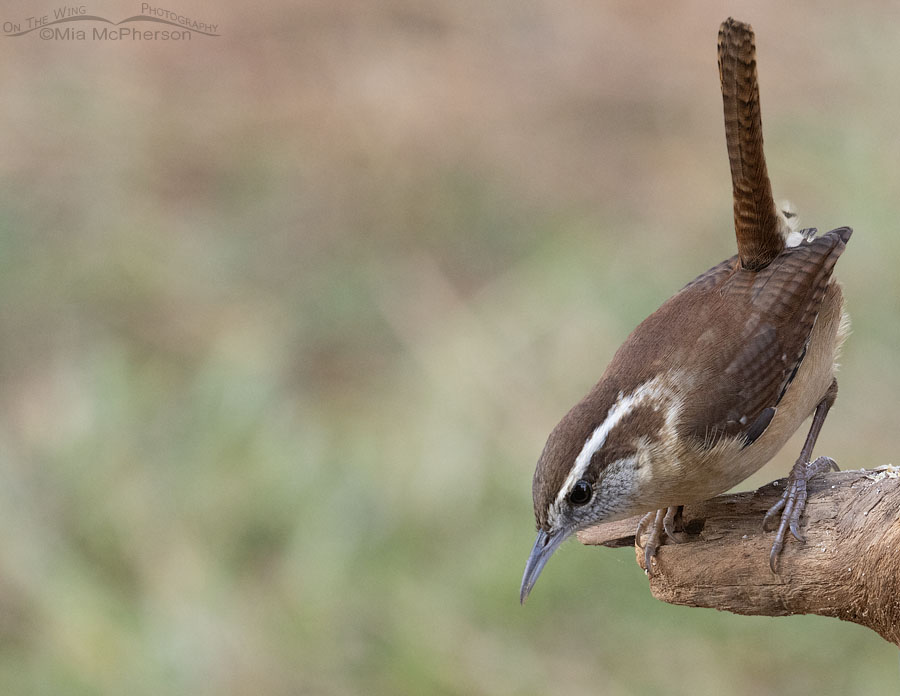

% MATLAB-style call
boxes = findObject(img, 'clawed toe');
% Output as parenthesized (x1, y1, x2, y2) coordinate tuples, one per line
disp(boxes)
(635, 506, 683, 575)
(765, 456, 836, 572)
(663, 506, 683, 543)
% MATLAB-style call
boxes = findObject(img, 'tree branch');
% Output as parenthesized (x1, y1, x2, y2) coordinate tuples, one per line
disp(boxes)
(577, 468, 900, 645)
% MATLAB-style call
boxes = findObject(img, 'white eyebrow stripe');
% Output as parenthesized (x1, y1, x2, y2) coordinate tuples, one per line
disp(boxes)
(551, 373, 675, 514)
(553, 390, 640, 510)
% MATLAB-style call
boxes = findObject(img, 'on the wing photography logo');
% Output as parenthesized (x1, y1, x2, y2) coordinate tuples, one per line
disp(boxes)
(3, 4, 219, 41)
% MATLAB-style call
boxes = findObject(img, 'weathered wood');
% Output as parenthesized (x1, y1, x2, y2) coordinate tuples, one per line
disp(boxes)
(577, 467, 900, 645)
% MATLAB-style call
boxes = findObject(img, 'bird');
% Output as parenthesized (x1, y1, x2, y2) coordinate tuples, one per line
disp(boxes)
(520, 17, 851, 604)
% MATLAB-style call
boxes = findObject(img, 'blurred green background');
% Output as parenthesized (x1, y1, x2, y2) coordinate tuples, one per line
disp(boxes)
(1, 1, 898, 694)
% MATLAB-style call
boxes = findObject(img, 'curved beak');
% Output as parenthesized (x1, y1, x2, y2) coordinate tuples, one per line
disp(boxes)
(519, 525, 574, 604)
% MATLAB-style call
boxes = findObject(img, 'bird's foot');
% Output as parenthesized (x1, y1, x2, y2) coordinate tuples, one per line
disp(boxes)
(763, 455, 838, 572)
(635, 505, 683, 575)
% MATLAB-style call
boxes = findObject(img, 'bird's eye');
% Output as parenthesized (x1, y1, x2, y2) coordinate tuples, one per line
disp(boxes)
(568, 479, 592, 506)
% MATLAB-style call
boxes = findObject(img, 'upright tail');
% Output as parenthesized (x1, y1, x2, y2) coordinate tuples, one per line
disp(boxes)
(718, 18, 784, 270)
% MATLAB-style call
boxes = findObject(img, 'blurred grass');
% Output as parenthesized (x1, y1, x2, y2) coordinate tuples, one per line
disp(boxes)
(0, 1, 898, 694)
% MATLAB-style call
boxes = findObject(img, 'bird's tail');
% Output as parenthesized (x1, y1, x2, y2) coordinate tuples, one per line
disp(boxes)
(718, 18, 786, 270)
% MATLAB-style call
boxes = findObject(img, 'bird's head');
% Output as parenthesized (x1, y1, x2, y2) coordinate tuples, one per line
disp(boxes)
(520, 374, 681, 602)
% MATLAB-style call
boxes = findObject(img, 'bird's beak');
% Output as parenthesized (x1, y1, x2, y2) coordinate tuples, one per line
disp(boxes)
(519, 525, 574, 604)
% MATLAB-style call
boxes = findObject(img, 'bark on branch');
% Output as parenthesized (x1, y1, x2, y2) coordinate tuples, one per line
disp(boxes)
(577, 468, 900, 645)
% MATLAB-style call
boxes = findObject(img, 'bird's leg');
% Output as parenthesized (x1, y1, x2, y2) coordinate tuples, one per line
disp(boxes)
(635, 505, 683, 574)
(764, 379, 839, 572)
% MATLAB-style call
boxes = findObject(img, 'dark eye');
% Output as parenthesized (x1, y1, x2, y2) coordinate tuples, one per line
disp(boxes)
(568, 479, 592, 506)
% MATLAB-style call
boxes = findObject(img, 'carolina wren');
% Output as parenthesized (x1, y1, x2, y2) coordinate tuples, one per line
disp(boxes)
(520, 18, 851, 602)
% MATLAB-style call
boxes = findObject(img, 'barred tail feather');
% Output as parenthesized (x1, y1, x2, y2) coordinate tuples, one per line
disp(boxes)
(718, 18, 785, 270)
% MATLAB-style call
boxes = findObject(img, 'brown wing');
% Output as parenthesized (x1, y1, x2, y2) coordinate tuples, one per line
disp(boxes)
(682, 226, 851, 447)
(718, 18, 783, 271)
